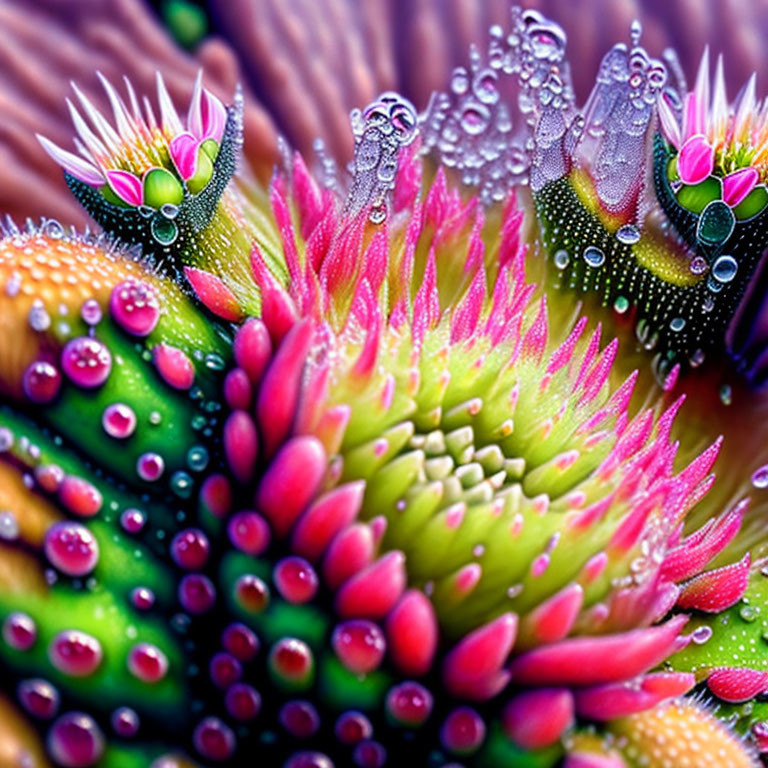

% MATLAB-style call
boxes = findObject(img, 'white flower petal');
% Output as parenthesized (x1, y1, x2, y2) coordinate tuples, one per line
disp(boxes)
(36, 134, 105, 186)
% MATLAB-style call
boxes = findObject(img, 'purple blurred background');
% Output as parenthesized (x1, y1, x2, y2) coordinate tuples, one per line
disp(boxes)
(1, 0, 766, 226)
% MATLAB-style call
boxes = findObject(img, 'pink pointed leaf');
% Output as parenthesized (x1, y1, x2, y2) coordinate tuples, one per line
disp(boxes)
(386, 590, 438, 676)
(501, 688, 574, 749)
(722, 167, 759, 208)
(37, 134, 106, 186)
(443, 613, 517, 700)
(169, 132, 199, 181)
(106, 169, 143, 206)
(509, 616, 688, 686)
(708, 667, 768, 703)
(183, 267, 243, 322)
(677, 135, 715, 185)
(200, 89, 227, 142)
(573, 672, 694, 720)
(676, 553, 751, 612)
(335, 551, 407, 620)
(291, 481, 365, 562)
(564, 753, 627, 768)
(257, 435, 327, 538)
(519, 584, 583, 647)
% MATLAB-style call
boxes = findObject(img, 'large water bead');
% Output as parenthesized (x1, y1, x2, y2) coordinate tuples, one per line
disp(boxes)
(353, 739, 387, 768)
(192, 716, 235, 762)
(233, 573, 270, 614)
(170, 528, 211, 570)
(336, 711, 374, 744)
(269, 637, 314, 689)
(44, 521, 99, 577)
(101, 403, 137, 439)
(60, 337, 112, 388)
(127, 642, 169, 683)
(48, 711, 105, 768)
(221, 622, 260, 661)
(225, 682, 261, 721)
(274, 556, 319, 604)
(58, 476, 103, 518)
(18, 678, 60, 720)
(136, 451, 165, 482)
(120, 508, 147, 533)
(2, 611, 37, 650)
(331, 620, 386, 675)
(23, 360, 61, 403)
(227, 510, 271, 556)
(35, 464, 65, 493)
(209, 651, 242, 689)
(111, 706, 140, 737)
(385, 681, 434, 727)
(178, 573, 217, 614)
(440, 707, 486, 755)
(280, 700, 321, 738)
(130, 586, 156, 611)
(109, 278, 160, 337)
(49, 630, 103, 677)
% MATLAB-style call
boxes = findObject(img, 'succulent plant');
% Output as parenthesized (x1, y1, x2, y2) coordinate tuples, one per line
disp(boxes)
(2, 6, 768, 768)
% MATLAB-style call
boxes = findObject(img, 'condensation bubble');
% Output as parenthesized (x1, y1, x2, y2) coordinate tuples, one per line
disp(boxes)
(616, 224, 641, 244)
(583, 246, 605, 267)
(553, 249, 570, 269)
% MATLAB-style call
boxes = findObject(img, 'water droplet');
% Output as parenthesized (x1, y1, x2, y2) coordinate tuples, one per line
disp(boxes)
(553, 249, 570, 269)
(61, 337, 112, 388)
(187, 445, 209, 472)
(613, 296, 629, 313)
(80, 299, 102, 326)
(740, 605, 758, 623)
(473, 69, 499, 105)
(712, 254, 738, 284)
(42, 219, 65, 239)
(460, 102, 491, 135)
(669, 317, 686, 332)
(691, 626, 712, 645)
(137, 452, 165, 482)
(450, 68, 470, 95)
(171, 471, 193, 499)
(102, 403, 137, 439)
(0, 510, 19, 540)
(204, 353, 226, 371)
(109, 279, 160, 337)
(690, 256, 708, 275)
(28, 300, 51, 332)
(583, 246, 605, 267)
(752, 464, 768, 489)
(369, 204, 387, 225)
(616, 224, 641, 244)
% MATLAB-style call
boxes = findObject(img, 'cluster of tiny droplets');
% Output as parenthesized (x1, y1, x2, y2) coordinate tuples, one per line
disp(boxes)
(346, 92, 419, 223)
(420, 6, 575, 204)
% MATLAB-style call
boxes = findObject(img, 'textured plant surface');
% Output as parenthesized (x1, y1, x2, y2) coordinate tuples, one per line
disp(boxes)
(2, 5, 768, 768)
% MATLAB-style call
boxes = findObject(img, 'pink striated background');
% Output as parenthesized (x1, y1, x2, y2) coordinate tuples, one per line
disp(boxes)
(1, 0, 766, 226)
